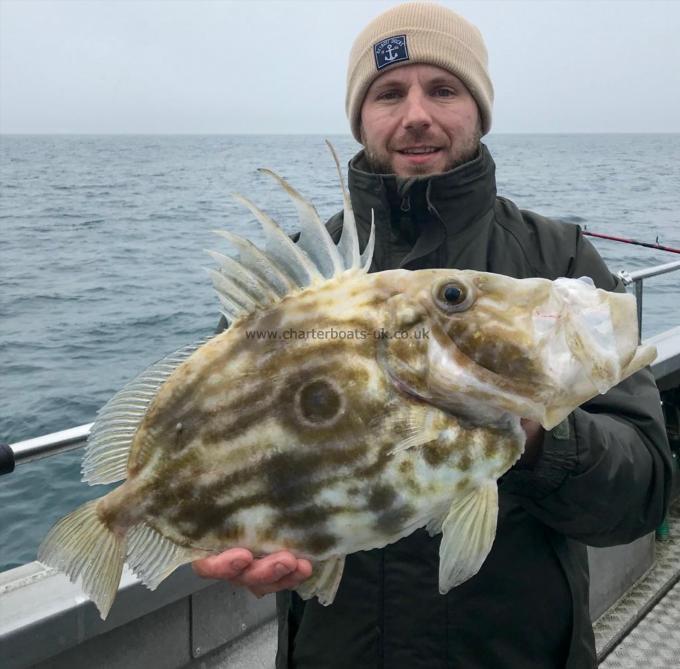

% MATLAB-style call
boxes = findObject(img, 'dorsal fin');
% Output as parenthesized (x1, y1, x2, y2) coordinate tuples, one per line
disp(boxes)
(206, 250, 279, 306)
(258, 167, 344, 279)
(82, 337, 213, 485)
(212, 229, 297, 297)
(325, 140, 361, 270)
(361, 210, 376, 272)
(210, 142, 375, 321)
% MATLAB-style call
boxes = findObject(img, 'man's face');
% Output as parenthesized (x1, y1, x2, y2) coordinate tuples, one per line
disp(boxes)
(359, 64, 481, 177)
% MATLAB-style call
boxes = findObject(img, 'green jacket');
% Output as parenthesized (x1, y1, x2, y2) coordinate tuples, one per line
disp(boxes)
(276, 145, 672, 669)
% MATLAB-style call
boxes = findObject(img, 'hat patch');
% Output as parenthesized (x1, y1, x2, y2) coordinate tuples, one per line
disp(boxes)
(374, 35, 409, 71)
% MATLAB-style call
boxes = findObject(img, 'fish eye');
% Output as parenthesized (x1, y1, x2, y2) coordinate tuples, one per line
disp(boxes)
(434, 280, 474, 313)
(443, 285, 463, 303)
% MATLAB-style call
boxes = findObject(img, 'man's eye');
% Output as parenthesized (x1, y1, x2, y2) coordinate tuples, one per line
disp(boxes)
(433, 88, 456, 98)
(377, 90, 401, 101)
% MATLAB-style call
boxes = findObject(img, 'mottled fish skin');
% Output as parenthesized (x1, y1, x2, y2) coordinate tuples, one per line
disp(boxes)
(97, 269, 523, 560)
(97, 266, 646, 560)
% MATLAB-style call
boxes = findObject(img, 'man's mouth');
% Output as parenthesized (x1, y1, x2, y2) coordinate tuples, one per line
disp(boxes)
(398, 146, 440, 155)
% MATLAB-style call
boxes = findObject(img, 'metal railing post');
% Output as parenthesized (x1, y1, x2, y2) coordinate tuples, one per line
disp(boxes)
(618, 260, 680, 343)
(635, 278, 644, 343)
(1, 423, 93, 475)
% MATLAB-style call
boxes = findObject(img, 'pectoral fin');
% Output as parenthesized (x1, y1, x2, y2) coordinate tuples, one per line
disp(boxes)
(295, 556, 346, 606)
(438, 481, 498, 593)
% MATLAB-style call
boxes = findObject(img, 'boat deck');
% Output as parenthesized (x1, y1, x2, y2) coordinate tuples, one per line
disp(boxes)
(595, 496, 680, 667)
(600, 580, 680, 668)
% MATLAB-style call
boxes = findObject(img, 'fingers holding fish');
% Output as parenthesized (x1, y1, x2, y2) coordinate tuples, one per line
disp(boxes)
(192, 547, 254, 579)
(245, 557, 315, 598)
(192, 548, 313, 597)
(233, 552, 313, 597)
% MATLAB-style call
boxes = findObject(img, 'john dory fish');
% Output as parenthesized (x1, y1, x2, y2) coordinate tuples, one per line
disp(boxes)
(38, 145, 656, 619)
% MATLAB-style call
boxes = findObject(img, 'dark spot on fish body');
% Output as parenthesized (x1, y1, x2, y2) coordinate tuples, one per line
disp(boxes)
(297, 379, 342, 423)
(374, 504, 415, 536)
(354, 441, 395, 480)
(456, 477, 471, 492)
(278, 504, 342, 529)
(403, 477, 420, 495)
(398, 459, 414, 475)
(257, 526, 279, 544)
(217, 519, 245, 543)
(305, 532, 339, 554)
(367, 484, 397, 512)
(279, 372, 383, 447)
(262, 451, 312, 509)
(483, 434, 501, 460)
(421, 440, 450, 467)
(169, 490, 233, 542)
(261, 444, 370, 507)
(458, 454, 472, 471)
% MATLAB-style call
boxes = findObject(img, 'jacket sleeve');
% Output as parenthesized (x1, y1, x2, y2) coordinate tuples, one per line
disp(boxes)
(500, 229, 673, 546)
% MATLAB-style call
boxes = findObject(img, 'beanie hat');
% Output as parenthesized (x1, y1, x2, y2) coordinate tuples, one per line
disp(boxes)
(346, 2, 494, 141)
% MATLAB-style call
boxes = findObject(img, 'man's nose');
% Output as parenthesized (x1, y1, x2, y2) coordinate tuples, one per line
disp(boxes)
(401, 90, 432, 131)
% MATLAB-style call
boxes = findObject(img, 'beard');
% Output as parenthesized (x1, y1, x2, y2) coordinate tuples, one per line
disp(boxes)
(361, 123, 482, 176)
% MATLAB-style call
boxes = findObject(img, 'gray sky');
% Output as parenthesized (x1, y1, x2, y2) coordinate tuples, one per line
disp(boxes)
(1, 0, 679, 134)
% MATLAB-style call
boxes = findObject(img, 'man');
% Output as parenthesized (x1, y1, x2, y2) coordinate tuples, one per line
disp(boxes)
(194, 3, 672, 667)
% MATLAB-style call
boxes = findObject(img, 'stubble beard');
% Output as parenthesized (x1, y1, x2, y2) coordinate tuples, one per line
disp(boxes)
(361, 126, 482, 176)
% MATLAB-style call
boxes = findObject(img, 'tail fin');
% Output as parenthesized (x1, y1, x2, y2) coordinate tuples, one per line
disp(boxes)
(38, 499, 126, 620)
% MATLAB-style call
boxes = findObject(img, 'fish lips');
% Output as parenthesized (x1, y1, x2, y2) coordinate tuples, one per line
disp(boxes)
(543, 280, 656, 393)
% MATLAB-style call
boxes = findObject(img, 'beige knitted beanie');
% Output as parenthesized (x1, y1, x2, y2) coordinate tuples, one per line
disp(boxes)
(346, 2, 493, 141)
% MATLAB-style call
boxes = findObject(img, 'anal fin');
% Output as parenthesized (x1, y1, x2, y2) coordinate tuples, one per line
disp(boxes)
(295, 556, 346, 606)
(439, 481, 498, 593)
(126, 523, 210, 590)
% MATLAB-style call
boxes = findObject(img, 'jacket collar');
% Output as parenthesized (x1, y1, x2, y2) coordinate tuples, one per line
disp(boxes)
(347, 143, 497, 250)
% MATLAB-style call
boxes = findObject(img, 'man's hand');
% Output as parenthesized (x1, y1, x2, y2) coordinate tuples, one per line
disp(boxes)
(192, 548, 313, 598)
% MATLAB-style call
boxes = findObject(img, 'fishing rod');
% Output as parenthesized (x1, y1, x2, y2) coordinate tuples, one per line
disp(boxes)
(583, 229, 680, 255)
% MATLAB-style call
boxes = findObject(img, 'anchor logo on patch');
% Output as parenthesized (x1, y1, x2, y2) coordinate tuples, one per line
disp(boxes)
(374, 35, 409, 71)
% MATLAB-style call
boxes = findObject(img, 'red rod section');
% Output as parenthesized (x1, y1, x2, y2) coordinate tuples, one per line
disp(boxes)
(583, 231, 680, 255)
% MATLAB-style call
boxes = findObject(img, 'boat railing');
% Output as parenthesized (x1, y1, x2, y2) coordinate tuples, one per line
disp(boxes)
(1, 423, 93, 474)
(618, 259, 680, 340)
